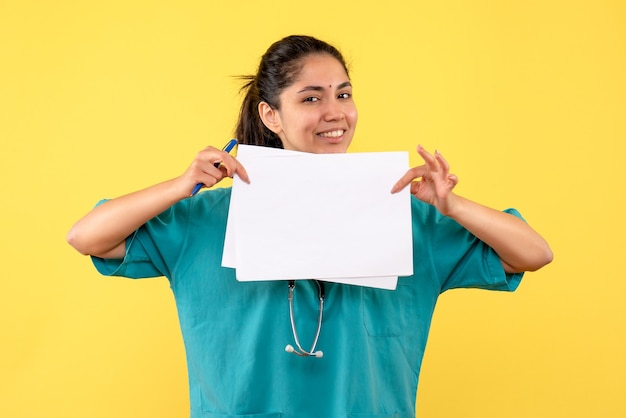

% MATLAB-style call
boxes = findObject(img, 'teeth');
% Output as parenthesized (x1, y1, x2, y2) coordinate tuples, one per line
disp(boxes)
(319, 130, 344, 138)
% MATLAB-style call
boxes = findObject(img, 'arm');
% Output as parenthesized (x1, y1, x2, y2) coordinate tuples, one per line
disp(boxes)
(66, 145, 249, 259)
(392, 145, 553, 273)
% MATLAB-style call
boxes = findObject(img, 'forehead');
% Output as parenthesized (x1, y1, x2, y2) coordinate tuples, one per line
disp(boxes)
(291, 54, 350, 87)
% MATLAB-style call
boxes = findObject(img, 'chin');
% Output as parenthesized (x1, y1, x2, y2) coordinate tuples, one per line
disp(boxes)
(285, 139, 351, 154)
(322, 146, 349, 154)
(316, 139, 352, 154)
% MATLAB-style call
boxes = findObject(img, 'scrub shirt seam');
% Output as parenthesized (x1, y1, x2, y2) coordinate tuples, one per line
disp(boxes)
(169, 196, 193, 289)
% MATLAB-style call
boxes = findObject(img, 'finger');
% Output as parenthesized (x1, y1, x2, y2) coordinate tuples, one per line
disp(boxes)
(410, 181, 421, 195)
(416, 145, 439, 172)
(434, 150, 449, 171)
(195, 146, 226, 168)
(224, 158, 250, 183)
(447, 174, 459, 188)
(209, 149, 233, 169)
(219, 155, 250, 184)
(391, 165, 426, 193)
(190, 167, 224, 194)
(200, 164, 227, 186)
(234, 159, 250, 183)
(196, 146, 234, 175)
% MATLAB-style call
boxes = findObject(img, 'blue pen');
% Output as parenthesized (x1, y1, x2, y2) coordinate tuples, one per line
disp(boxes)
(190, 138, 239, 196)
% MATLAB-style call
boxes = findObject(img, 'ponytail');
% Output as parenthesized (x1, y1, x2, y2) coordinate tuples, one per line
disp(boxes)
(235, 76, 283, 148)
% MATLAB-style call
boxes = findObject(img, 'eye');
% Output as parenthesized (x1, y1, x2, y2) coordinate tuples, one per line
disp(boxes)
(304, 96, 320, 103)
(338, 92, 351, 99)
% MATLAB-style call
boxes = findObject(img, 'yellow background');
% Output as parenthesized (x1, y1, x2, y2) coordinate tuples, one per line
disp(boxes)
(1, 0, 624, 417)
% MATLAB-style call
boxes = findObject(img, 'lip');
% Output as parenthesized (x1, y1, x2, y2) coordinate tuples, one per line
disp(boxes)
(316, 129, 346, 144)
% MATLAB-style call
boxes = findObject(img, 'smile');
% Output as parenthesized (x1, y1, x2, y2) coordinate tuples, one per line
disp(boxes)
(318, 130, 345, 138)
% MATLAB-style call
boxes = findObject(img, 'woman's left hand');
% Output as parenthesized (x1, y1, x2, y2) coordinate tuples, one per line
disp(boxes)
(392, 145, 553, 273)
(391, 145, 459, 216)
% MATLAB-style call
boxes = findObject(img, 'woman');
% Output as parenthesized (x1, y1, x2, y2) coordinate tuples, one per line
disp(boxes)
(67, 35, 552, 418)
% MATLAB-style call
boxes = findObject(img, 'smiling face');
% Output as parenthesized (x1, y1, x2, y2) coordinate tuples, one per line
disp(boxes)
(258, 53, 358, 154)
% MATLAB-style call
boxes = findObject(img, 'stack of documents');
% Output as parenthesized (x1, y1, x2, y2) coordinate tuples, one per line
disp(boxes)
(222, 145, 413, 290)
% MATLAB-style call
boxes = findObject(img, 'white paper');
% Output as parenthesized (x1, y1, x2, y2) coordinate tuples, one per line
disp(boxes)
(223, 145, 413, 290)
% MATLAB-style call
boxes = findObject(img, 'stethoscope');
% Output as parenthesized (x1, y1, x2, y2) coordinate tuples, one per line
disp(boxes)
(285, 280, 325, 358)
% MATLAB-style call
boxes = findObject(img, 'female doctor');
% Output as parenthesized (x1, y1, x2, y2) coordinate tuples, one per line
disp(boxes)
(67, 35, 553, 418)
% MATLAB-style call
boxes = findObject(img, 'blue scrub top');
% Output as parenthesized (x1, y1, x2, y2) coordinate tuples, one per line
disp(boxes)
(93, 187, 523, 418)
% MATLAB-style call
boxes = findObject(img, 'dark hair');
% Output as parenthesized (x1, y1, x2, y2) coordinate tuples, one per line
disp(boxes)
(235, 35, 349, 148)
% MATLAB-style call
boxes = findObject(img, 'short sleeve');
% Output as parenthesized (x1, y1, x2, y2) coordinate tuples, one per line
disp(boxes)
(411, 197, 525, 294)
(91, 230, 164, 278)
(89, 187, 232, 281)
(440, 207, 524, 293)
(90, 197, 193, 279)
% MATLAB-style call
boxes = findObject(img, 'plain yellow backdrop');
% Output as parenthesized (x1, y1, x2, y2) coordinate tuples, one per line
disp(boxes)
(1, 0, 625, 417)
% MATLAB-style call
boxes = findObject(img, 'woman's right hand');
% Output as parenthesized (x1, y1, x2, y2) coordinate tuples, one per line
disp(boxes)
(67, 145, 249, 259)
(175, 145, 250, 198)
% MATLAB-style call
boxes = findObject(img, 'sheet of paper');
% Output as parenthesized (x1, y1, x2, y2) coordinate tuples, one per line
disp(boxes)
(223, 147, 402, 289)
(223, 145, 413, 290)
(222, 146, 302, 268)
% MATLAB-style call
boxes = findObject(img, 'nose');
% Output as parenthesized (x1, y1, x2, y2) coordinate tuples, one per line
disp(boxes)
(323, 98, 345, 122)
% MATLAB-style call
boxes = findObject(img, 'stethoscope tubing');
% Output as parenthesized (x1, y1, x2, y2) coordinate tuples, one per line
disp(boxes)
(286, 280, 325, 358)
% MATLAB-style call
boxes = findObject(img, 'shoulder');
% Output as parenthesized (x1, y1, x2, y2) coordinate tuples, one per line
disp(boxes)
(184, 186, 232, 225)
(196, 186, 231, 207)
(194, 186, 232, 206)
(145, 187, 231, 229)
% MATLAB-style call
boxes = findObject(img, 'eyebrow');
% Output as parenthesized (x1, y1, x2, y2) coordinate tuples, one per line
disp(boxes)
(296, 81, 352, 94)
